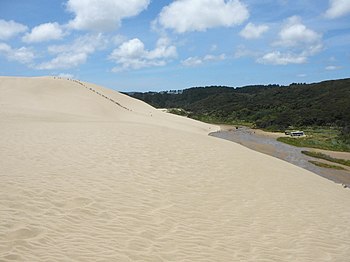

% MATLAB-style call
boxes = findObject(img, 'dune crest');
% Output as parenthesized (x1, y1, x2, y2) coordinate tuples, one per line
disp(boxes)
(0, 76, 349, 261)
(0, 76, 216, 135)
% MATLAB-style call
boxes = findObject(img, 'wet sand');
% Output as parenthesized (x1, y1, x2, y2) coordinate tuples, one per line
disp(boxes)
(211, 126, 350, 187)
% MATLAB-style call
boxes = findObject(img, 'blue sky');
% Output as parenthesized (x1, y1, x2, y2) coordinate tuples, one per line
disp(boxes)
(0, 0, 349, 92)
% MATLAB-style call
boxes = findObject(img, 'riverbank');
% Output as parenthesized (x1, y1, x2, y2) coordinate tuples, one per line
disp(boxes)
(210, 126, 350, 187)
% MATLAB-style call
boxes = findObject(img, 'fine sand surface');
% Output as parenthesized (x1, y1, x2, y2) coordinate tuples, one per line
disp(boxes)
(1, 77, 350, 261)
(211, 126, 350, 186)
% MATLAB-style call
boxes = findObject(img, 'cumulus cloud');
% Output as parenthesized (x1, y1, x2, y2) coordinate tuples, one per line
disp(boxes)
(109, 37, 177, 71)
(257, 51, 307, 65)
(258, 16, 323, 65)
(36, 34, 106, 70)
(0, 43, 35, 64)
(36, 53, 87, 70)
(325, 0, 350, 19)
(22, 22, 64, 43)
(240, 22, 269, 39)
(112, 34, 127, 45)
(66, 0, 150, 31)
(0, 20, 27, 40)
(156, 0, 249, 33)
(275, 16, 321, 47)
(48, 34, 107, 55)
(182, 54, 226, 67)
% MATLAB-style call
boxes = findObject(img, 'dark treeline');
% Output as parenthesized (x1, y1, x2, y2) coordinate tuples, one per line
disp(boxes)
(125, 78, 350, 138)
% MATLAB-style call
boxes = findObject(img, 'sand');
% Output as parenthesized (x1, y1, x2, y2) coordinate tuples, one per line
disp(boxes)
(1, 76, 350, 261)
(212, 126, 350, 186)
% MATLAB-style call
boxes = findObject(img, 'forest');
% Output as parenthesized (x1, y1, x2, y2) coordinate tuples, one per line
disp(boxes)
(125, 78, 350, 143)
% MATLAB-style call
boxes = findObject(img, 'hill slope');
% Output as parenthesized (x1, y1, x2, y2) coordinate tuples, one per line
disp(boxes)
(127, 78, 350, 130)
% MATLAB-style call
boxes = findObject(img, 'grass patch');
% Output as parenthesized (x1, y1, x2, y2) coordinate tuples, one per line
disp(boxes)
(301, 151, 350, 167)
(308, 160, 346, 170)
(277, 127, 350, 152)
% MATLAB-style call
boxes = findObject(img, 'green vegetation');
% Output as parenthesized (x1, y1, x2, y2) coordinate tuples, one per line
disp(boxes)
(277, 127, 350, 152)
(126, 78, 350, 151)
(190, 114, 255, 127)
(308, 160, 346, 170)
(167, 108, 189, 117)
(302, 151, 350, 167)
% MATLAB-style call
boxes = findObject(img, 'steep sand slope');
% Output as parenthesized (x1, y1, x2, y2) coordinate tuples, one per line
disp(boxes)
(0, 76, 216, 135)
(0, 77, 349, 261)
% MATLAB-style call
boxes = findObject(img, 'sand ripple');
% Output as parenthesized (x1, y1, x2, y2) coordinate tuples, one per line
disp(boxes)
(1, 122, 350, 261)
(1, 77, 350, 261)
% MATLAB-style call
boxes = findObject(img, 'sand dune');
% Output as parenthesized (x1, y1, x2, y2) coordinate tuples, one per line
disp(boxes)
(0, 76, 349, 261)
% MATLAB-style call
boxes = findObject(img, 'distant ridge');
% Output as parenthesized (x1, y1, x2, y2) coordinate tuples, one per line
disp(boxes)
(126, 78, 350, 130)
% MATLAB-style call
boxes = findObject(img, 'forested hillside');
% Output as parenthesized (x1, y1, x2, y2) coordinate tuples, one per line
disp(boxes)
(126, 78, 350, 140)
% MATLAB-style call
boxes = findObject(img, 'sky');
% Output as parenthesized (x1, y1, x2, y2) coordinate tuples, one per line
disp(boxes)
(0, 0, 349, 92)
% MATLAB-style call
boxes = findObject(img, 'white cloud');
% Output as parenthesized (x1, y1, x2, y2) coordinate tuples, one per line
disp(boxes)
(9, 47, 34, 64)
(37, 34, 106, 70)
(240, 22, 269, 39)
(66, 0, 150, 31)
(0, 43, 11, 53)
(258, 16, 323, 65)
(147, 38, 177, 60)
(306, 43, 324, 55)
(36, 53, 87, 70)
(325, 65, 342, 70)
(109, 37, 177, 70)
(112, 35, 127, 45)
(257, 51, 307, 65)
(234, 45, 257, 58)
(182, 54, 226, 67)
(182, 57, 203, 67)
(325, 0, 350, 19)
(203, 54, 226, 61)
(157, 0, 249, 33)
(275, 16, 321, 47)
(0, 43, 35, 64)
(0, 20, 27, 40)
(111, 38, 145, 59)
(48, 34, 107, 55)
(23, 23, 64, 43)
